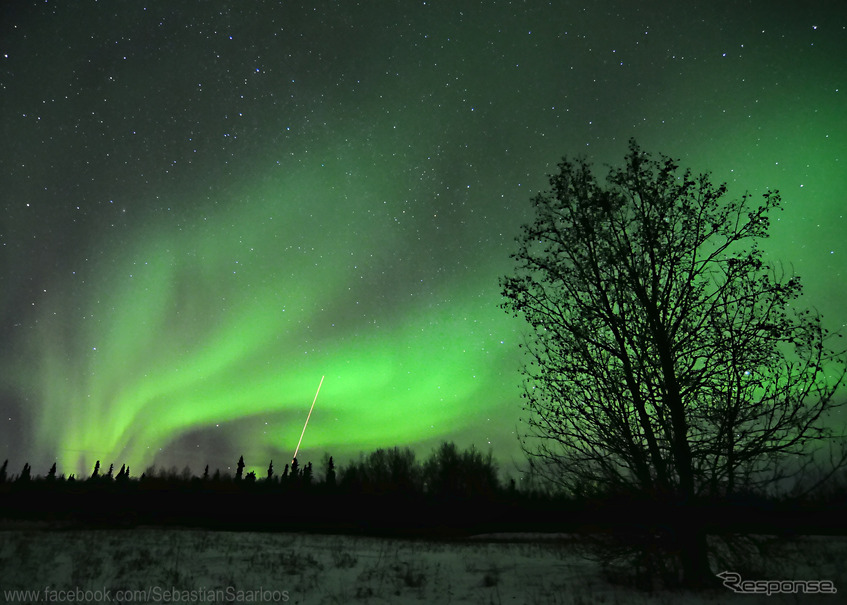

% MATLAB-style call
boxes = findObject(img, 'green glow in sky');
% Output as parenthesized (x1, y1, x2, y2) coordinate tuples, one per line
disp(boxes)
(1, 1, 844, 476)
(16, 159, 519, 475)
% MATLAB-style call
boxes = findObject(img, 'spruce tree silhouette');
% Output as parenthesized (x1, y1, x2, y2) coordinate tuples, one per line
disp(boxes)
(303, 462, 313, 487)
(236, 456, 245, 480)
(267, 460, 274, 481)
(18, 463, 31, 482)
(0, 459, 7, 483)
(47, 462, 57, 481)
(90, 460, 100, 480)
(324, 455, 336, 488)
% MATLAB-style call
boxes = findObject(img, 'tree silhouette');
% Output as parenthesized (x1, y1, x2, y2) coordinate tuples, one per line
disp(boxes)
(236, 456, 245, 481)
(267, 460, 274, 481)
(90, 460, 101, 480)
(341, 447, 421, 494)
(423, 442, 499, 498)
(116, 464, 128, 482)
(423, 442, 462, 496)
(501, 140, 847, 587)
(47, 462, 57, 481)
(18, 463, 31, 482)
(323, 455, 336, 488)
(0, 459, 7, 483)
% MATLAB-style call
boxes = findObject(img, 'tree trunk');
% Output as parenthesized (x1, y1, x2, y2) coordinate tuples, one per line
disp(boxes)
(677, 520, 715, 588)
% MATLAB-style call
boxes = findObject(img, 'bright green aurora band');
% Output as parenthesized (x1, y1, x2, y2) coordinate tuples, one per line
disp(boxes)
(1, 2, 845, 477)
(14, 153, 520, 476)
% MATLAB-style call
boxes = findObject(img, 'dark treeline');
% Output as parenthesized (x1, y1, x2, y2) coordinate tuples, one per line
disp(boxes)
(1, 444, 846, 536)
(0, 443, 531, 535)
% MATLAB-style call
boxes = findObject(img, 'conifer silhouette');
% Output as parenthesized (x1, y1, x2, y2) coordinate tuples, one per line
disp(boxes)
(325, 455, 336, 488)
(18, 463, 31, 482)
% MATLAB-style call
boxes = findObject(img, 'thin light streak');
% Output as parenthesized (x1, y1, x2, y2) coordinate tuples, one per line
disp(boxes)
(293, 375, 324, 463)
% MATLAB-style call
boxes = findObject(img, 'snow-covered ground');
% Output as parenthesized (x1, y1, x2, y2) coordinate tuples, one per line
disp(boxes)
(0, 527, 844, 604)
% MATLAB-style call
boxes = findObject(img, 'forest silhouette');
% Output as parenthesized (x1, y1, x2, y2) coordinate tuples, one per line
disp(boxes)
(1, 442, 845, 539)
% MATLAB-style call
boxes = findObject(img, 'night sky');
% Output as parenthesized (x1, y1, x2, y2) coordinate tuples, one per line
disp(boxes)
(2, 1, 845, 477)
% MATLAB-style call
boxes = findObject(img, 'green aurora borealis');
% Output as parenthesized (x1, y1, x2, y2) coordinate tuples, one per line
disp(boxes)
(9, 134, 520, 475)
(1, 1, 845, 476)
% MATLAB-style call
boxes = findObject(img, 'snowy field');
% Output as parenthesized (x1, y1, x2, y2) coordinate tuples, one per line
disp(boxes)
(0, 527, 844, 604)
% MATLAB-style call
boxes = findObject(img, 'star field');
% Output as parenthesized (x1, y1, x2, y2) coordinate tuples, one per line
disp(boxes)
(1, 1, 845, 476)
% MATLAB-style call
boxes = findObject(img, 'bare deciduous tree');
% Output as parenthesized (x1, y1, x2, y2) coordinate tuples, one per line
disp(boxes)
(501, 140, 846, 587)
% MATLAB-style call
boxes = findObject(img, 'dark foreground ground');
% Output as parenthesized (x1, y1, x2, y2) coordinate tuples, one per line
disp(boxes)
(1, 527, 845, 604)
